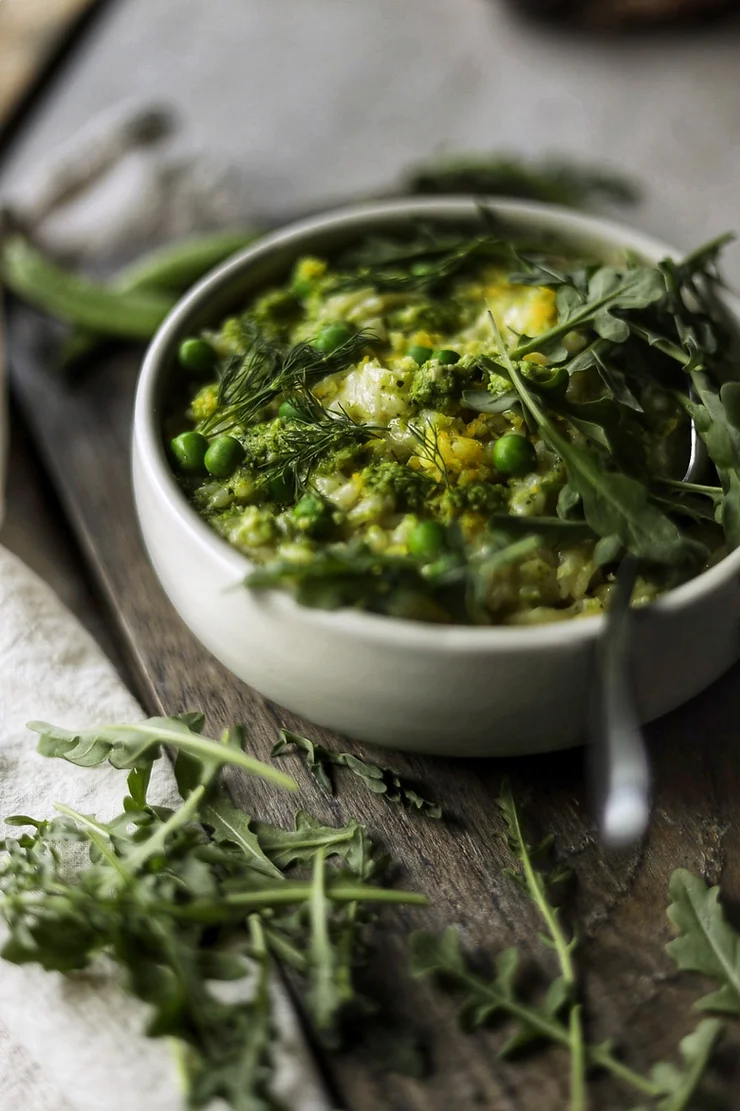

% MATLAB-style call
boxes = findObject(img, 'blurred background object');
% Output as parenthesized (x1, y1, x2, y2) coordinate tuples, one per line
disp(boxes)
(0, 0, 98, 134)
(507, 0, 736, 29)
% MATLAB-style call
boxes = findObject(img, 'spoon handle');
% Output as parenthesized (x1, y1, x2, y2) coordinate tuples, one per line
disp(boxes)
(590, 554, 651, 849)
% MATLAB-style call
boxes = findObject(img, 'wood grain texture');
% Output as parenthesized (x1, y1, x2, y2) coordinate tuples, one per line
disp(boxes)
(0, 0, 97, 131)
(0, 397, 129, 675)
(9, 308, 740, 1110)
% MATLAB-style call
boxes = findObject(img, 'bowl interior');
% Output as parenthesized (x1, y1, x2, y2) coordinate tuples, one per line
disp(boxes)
(137, 197, 740, 650)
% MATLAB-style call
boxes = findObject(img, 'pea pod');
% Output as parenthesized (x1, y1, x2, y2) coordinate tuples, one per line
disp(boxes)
(59, 229, 260, 365)
(112, 229, 259, 293)
(0, 235, 174, 339)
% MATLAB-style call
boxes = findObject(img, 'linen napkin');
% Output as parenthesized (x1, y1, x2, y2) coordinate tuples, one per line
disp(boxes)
(0, 105, 331, 1111)
(0, 547, 331, 1111)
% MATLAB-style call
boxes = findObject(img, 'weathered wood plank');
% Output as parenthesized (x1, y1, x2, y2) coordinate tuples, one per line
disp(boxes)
(9, 308, 740, 1109)
(0, 396, 128, 674)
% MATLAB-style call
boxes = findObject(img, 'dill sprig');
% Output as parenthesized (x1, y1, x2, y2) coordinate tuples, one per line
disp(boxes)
(407, 420, 451, 488)
(332, 224, 509, 295)
(256, 389, 380, 491)
(201, 323, 376, 435)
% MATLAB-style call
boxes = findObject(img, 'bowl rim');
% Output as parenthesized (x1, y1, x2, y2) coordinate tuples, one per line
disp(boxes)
(133, 195, 740, 655)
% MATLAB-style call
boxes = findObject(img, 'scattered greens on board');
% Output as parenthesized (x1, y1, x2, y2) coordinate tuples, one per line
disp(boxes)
(411, 780, 734, 1111)
(1, 719, 739, 1109)
(272, 729, 442, 817)
(1, 715, 425, 1110)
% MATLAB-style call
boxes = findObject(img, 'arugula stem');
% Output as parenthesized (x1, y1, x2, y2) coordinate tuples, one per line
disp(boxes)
(53, 803, 133, 884)
(569, 1005, 587, 1111)
(499, 782, 586, 1109)
(262, 926, 309, 973)
(659, 478, 722, 498)
(125, 784, 205, 872)
(502, 786, 576, 987)
(452, 967, 659, 1097)
(587, 1044, 661, 1097)
(227, 882, 427, 907)
(167, 883, 427, 921)
(241, 916, 272, 1098)
(629, 324, 691, 368)
(309, 847, 333, 1030)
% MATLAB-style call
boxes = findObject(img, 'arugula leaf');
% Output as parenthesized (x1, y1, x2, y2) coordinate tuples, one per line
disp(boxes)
(567, 339, 644, 412)
(512, 266, 665, 358)
(307, 847, 343, 1038)
(255, 810, 377, 878)
(680, 374, 740, 549)
(492, 322, 706, 569)
(273, 731, 333, 792)
(461, 388, 520, 415)
(201, 794, 283, 880)
(410, 927, 552, 1049)
(272, 731, 442, 818)
(666, 869, 740, 1014)
(27, 715, 296, 792)
(409, 928, 661, 1100)
(248, 543, 434, 615)
(643, 1019, 724, 1111)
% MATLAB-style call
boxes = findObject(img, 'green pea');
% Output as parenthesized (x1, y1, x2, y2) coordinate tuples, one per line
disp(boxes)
(491, 435, 537, 476)
(314, 322, 354, 355)
(407, 344, 433, 365)
(278, 400, 302, 421)
(408, 520, 446, 562)
(433, 348, 460, 366)
(204, 435, 245, 478)
(294, 494, 324, 520)
(171, 431, 208, 474)
(293, 494, 332, 537)
(178, 337, 218, 376)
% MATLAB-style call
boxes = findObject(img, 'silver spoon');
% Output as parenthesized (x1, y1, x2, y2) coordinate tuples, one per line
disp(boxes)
(590, 419, 707, 849)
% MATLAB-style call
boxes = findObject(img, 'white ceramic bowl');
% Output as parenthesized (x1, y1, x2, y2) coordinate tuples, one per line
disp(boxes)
(132, 198, 740, 757)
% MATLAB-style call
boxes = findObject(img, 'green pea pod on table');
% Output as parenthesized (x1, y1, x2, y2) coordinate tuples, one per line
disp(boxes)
(60, 229, 260, 364)
(0, 234, 174, 340)
(0, 229, 260, 366)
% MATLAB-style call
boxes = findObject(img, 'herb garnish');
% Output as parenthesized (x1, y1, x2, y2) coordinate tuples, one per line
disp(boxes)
(332, 225, 509, 295)
(1, 715, 425, 1108)
(272, 730, 442, 818)
(5, 728, 740, 1108)
(201, 324, 376, 435)
(253, 388, 380, 491)
(666, 869, 740, 1014)
(411, 783, 734, 1110)
(488, 313, 707, 571)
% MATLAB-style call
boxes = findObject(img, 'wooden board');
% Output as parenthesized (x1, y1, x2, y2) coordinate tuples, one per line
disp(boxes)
(9, 308, 740, 1110)
(0, 0, 98, 132)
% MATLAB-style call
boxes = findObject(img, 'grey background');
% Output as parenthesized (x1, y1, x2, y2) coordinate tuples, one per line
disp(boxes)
(1, 0, 739, 274)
